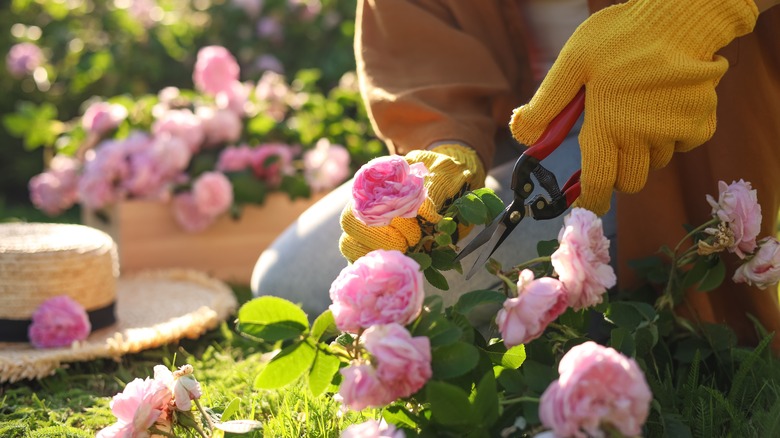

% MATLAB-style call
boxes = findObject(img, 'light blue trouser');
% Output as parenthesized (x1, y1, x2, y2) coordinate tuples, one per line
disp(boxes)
(251, 119, 616, 319)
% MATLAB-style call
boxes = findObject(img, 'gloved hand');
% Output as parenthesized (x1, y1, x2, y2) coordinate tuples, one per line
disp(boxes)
(339, 144, 485, 263)
(510, 0, 758, 216)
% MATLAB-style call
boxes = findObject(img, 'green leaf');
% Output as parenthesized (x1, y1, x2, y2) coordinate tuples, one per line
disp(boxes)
(220, 398, 241, 422)
(383, 406, 419, 429)
(700, 322, 737, 352)
(454, 290, 507, 315)
(472, 372, 499, 427)
(247, 113, 277, 137)
(682, 256, 711, 289)
(484, 343, 526, 369)
(426, 381, 476, 427)
(431, 342, 480, 379)
(407, 252, 432, 271)
(522, 360, 558, 393)
(536, 239, 560, 257)
(424, 267, 449, 291)
(434, 232, 453, 247)
(697, 257, 726, 292)
(473, 188, 505, 222)
(307, 349, 341, 396)
(237, 296, 309, 342)
(229, 171, 268, 205)
(610, 327, 636, 357)
(430, 248, 459, 271)
(255, 340, 317, 389)
(606, 301, 656, 330)
(436, 217, 458, 235)
(310, 310, 338, 342)
(454, 193, 488, 225)
(425, 319, 463, 348)
(280, 175, 311, 200)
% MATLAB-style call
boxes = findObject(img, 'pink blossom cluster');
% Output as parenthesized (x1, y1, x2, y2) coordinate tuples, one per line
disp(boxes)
(28, 296, 91, 348)
(97, 364, 202, 438)
(338, 323, 431, 411)
(172, 172, 234, 233)
(497, 208, 616, 347)
(351, 155, 429, 227)
(303, 138, 351, 192)
(216, 143, 297, 187)
(341, 419, 405, 438)
(540, 342, 652, 438)
(82, 101, 128, 136)
(28, 155, 80, 216)
(6, 42, 44, 78)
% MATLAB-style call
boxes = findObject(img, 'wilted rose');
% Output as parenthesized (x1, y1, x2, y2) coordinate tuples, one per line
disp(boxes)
(706, 179, 762, 258)
(496, 270, 568, 347)
(28, 296, 91, 348)
(733, 236, 780, 289)
(363, 324, 431, 401)
(539, 342, 651, 438)
(96, 377, 172, 438)
(351, 156, 428, 227)
(153, 364, 202, 411)
(551, 208, 616, 310)
(329, 250, 424, 332)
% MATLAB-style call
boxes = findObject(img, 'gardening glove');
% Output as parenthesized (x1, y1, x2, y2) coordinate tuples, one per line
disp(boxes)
(339, 144, 485, 263)
(510, 0, 758, 216)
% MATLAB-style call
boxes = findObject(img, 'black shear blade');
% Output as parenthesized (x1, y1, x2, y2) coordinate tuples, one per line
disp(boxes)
(464, 221, 510, 280)
(453, 214, 503, 264)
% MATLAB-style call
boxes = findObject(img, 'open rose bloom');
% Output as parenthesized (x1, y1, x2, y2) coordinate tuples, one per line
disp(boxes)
(706, 179, 761, 258)
(351, 155, 429, 226)
(497, 270, 568, 347)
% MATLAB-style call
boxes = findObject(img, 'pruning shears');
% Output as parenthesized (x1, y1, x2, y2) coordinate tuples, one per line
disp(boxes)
(454, 88, 586, 279)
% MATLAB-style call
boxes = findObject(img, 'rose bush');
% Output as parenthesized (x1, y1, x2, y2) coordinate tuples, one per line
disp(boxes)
(233, 171, 780, 438)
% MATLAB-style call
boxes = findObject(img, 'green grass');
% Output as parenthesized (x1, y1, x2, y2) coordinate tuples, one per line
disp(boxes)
(0, 286, 377, 437)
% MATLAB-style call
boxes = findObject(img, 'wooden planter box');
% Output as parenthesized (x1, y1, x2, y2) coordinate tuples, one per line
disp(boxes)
(83, 194, 322, 285)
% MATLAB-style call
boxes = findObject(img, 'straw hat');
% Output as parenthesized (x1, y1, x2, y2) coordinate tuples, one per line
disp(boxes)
(0, 222, 237, 383)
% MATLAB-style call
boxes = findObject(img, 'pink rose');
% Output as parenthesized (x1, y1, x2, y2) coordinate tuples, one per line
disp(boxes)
(733, 236, 780, 289)
(29, 155, 80, 216)
(351, 156, 429, 227)
(216, 80, 250, 116)
(193, 46, 240, 96)
(152, 109, 205, 153)
(329, 250, 424, 332)
(250, 143, 296, 187)
(97, 377, 173, 438)
(304, 138, 351, 192)
(82, 102, 128, 136)
(254, 70, 289, 121)
(338, 365, 394, 411)
(6, 42, 43, 78)
(28, 296, 91, 348)
(153, 364, 202, 411)
(217, 144, 255, 172)
(78, 173, 119, 210)
(706, 179, 762, 258)
(172, 193, 217, 233)
(192, 171, 234, 217)
(551, 208, 616, 310)
(540, 342, 651, 438)
(78, 139, 132, 209)
(363, 324, 432, 401)
(496, 270, 568, 347)
(341, 420, 405, 438)
(197, 106, 243, 146)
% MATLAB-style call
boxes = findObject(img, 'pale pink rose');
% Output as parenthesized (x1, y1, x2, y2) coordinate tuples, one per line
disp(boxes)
(329, 249, 424, 332)
(217, 144, 255, 172)
(197, 106, 243, 146)
(338, 365, 394, 411)
(6, 42, 43, 78)
(304, 138, 351, 192)
(551, 208, 616, 310)
(706, 179, 762, 258)
(216, 80, 250, 116)
(254, 70, 289, 121)
(539, 342, 651, 438)
(363, 324, 432, 401)
(28, 296, 91, 348)
(351, 156, 429, 227)
(172, 193, 217, 233)
(29, 155, 80, 216)
(193, 46, 240, 96)
(496, 270, 568, 348)
(192, 171, 233, 217)
(78, 139, 131, 209)
(78, 173, 119, 210)
(158, 86, 181, 104)
(97, 377, 173, 438)
(82, 102, 128, 136)
(153, 364, 202, 411)
(733, 236, 780, 289)
(152, 109, 205, 153)
(341, 419, 405, 438)
(250, 143, 296, 187)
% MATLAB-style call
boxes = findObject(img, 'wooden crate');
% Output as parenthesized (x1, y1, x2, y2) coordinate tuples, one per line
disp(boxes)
(83, 194, 322, 284)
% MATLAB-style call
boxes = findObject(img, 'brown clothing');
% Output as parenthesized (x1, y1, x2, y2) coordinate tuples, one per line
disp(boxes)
(356, 0, 780, 348)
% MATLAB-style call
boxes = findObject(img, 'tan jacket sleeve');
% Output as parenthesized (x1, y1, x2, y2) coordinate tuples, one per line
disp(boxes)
(355, 0, 533, 169)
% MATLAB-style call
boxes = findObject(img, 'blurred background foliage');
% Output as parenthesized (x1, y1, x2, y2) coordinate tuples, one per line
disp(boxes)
(1, 0, 370, 217)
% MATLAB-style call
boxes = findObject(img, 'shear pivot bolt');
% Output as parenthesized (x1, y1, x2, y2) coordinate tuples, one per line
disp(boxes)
(523, 183, 532, 194)
(537, 200, 545, 210)
(509, 211, 522, 223)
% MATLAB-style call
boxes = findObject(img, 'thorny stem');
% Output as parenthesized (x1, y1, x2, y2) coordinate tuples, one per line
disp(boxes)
(193, 399, 214, 437)
(500, 396, 540, 405)
(512, 256, 552, 272)
(662, 218, 719, 304)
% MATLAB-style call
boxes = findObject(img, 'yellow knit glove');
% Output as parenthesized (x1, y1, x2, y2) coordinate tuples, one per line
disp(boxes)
(340, 144, 485, 263)
(510, 0, 758, 216)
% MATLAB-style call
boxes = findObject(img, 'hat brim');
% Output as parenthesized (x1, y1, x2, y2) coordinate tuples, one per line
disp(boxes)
(0, 269, 237, 383)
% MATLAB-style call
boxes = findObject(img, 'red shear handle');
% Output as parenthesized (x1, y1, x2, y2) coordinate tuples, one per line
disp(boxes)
(524, 88, 586, 161)
(562, 169, 581, 207)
